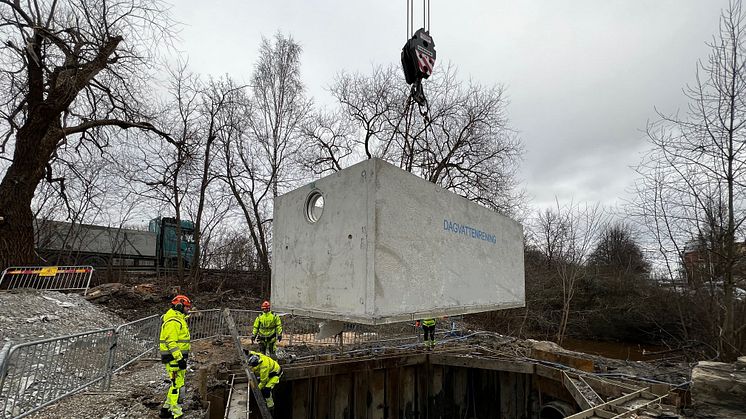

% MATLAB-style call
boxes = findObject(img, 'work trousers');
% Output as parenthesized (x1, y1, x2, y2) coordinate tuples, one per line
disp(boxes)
(423, 325, 435, 348)
(260, 370, 282, 409)
(161, 362, 186, 418)
(257, 335, 277, 356)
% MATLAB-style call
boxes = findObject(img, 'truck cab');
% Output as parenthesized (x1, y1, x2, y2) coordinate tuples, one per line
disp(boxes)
(149, 217, 196, 268)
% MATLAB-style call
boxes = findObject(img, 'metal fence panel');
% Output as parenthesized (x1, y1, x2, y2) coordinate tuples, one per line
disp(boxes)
(0, 328, 115, 419)
(187, 309, 224, 341)
(226, 309, 261, 338)
(110, 315, 160, 374)
(0, 266, 94, 295)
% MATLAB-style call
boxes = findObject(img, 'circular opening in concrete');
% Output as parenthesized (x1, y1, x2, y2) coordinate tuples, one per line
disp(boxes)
(305, 191, 324, 223)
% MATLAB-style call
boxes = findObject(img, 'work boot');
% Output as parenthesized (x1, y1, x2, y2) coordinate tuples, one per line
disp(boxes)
(266, 395, 275, 409)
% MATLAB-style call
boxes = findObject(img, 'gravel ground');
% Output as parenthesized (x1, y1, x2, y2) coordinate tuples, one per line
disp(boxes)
(25, 360, 206, 419)
(21, 339, 239, 419)
(0, 289, 123, 345)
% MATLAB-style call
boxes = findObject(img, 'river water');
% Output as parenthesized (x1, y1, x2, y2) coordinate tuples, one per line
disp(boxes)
(561, 338, 671, 361)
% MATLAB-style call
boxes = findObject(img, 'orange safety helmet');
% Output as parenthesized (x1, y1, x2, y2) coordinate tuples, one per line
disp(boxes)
(171, 294, 192, 311)
(261, 300, 270, 311)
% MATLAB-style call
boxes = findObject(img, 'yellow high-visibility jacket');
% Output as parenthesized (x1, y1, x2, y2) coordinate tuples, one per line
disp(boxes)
(249, 351, 281, 389)
(159, 308, 191, 361)
(422, 318, 436, 327)
(252, 311, 283, 338)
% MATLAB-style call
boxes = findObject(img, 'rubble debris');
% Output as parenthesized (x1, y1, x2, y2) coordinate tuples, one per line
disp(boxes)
(690, 356, 746, 418)
(0, 289, 122, 344)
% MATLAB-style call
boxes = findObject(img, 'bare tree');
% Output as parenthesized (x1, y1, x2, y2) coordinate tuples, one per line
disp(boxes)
(298, 110, 356, 176)
(247, 32, 312, 197)
(124, 63, 200, 277)
(330, 65, 403, 159)
(188, 76, 245, 283)
(632, 0, 746, 359)
(532, 201, 605, 345)
(0, 0, 173, 268)
(222, 101, 273, 272)
(327, 63, 525, 215)
(220, 33, 312, 273)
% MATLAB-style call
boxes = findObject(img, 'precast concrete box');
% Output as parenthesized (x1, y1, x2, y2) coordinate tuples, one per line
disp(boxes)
(272, 158, 525, 324)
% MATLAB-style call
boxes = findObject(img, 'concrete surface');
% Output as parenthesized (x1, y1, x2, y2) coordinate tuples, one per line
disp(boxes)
(273, 158, 525, 324)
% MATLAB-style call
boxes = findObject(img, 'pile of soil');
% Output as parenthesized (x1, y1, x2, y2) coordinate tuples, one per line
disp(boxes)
(0, 289, 123, 345)
(86, 277, 267, 321)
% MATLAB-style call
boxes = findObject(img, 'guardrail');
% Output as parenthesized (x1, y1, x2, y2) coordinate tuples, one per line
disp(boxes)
(0, 308, 446, 418)
(0, 266, 94, 295)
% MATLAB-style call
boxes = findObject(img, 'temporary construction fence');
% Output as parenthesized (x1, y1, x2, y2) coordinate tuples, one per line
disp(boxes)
(0, 328, 116, 419)
(0, 266, 94, 295)
(0, 308, 451, 418)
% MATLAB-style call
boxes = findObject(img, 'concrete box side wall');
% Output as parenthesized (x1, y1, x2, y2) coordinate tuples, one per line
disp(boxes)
(272, 160, 372, 318)
(373, 159, 525, 320)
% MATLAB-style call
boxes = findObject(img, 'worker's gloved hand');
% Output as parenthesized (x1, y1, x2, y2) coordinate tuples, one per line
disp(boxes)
(251, 335, 256, 344)
(173, 351, 183, 362)
(277, 334, 282, 342)
(177, 359, 187, 370)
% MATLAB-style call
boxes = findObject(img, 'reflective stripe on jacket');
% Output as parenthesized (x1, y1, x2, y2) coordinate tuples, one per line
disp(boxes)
(249, 351, 281, 388)
(159, 308, 191, 361)
(422, 318, 436, 327)
(252, 312, 283, 338)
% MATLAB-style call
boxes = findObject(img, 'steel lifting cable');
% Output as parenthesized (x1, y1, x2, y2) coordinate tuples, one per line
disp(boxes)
(400, 0, 435, 141)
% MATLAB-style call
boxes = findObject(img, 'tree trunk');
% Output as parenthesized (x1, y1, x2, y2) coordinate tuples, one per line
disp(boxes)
(0, 152, 48, 268)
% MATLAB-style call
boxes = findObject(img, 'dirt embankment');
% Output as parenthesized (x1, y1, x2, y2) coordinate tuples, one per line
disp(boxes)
(0, 289, 123, 345)
(85, 275, 267, 321)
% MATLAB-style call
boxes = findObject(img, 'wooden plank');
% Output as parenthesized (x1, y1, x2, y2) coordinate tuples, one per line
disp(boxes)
(499, 371, 518, 418)
(454, 367, 468, 418)
(400, 366, 416, 419)
(332, 373, 352, 419)
(354, 369, 370, 419)
(223, 308, 272, 419)
(516, 372, 527, 419)
(386, 368, 400, 419)
(473, 369, 487, 419)
(416, 362, 434, 419)
(369, 369, 386, 419)
(283, 354, 427, 380)
(532, 348, 594, 372)
(315, 375, 332, 419)
(429, 354, 535, 374)
(291, 379, 309, 419)
(566, 389, 649, 419)
(563, 372, 594, 409)
(582, 375, 641, 399)
(535, 363, 565, 381)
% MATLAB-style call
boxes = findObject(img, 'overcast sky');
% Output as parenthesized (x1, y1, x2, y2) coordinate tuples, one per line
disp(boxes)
(171, 0, 730, 211)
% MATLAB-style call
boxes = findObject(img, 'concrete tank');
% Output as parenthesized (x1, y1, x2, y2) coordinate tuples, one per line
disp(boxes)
(272, 158, 525, 324)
